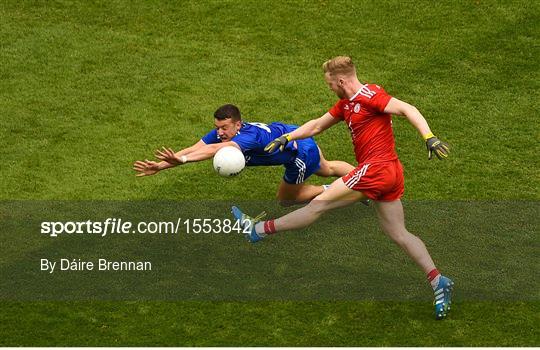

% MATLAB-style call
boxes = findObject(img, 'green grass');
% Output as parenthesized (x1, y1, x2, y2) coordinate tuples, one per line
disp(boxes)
(1, 0, 539, 346)
(1, 301, 538, 346)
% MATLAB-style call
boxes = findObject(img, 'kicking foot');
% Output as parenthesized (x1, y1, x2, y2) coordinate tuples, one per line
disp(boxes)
(231, 206, 267, 243)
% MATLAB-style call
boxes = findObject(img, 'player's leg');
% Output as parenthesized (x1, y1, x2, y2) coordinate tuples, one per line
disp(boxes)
(271, 177, 367, 232)
(232, 177, 367, 242)
(373, 200, 436, 273)
(315, 147, 355, 178)
(275, 180, 324, 206)
(373, 199, 454, 319)
(316, 148, 370, 206)
(276, 140, 332, 206)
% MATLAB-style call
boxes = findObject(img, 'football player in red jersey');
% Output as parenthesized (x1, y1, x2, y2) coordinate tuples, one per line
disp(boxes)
(232, 56, 453, 320)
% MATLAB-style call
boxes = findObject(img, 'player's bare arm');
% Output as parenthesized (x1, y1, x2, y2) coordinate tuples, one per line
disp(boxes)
(289, 113, 340, 140)
(384, 97, 450, 160)
(154, 140, 209, 167)
(384, 97, 432, 136)
(133, 140, 209, 176)
(265, 113, 339, 153)
(176, 139, 207, 157)
(157, 141, 241, 164)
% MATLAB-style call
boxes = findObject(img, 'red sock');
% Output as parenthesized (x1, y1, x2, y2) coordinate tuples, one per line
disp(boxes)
(427, 268, 441, 290)
(427, 268, 440, 282)
(263, 220, 277, 235)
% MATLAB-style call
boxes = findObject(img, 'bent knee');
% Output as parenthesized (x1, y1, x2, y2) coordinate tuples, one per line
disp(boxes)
(276, 191, 302, 207)
(315, 165, 333, 177)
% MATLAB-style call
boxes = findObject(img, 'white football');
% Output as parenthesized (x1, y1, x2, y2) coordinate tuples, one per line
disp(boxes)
(213, 146, 245, 177)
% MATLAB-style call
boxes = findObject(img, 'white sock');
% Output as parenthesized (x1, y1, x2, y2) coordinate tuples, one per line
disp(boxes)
(430, 275, 441, 290)
(254, 222, 266, 235)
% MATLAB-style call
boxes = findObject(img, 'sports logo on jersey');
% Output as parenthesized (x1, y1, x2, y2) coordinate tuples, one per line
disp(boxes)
(354, 103, 361, 113)
(358, 85, 376, 99)
(344, 104, 350, 110)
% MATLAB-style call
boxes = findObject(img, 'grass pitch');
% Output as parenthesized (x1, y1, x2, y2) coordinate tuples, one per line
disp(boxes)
(1, 0, 538, 346)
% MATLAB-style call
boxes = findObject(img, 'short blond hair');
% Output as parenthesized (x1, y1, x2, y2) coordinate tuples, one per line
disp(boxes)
(322, 56, 356, 77)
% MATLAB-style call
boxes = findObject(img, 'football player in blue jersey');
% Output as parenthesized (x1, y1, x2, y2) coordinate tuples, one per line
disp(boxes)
(133, 104, 354, 205)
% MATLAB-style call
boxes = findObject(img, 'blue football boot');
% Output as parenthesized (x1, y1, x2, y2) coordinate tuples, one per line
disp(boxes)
(231, 206, 267, 243)
(434, 276, 454, 320)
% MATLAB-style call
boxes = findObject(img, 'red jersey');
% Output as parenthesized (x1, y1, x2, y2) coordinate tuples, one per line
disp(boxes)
(329, 84, 398, 164)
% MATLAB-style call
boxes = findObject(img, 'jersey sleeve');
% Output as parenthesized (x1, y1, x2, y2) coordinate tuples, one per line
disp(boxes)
(328, 100, 345, 120)
(201, 129, 219, 144)
(231, 132, 260, 152)
(365, 85, 392, 113)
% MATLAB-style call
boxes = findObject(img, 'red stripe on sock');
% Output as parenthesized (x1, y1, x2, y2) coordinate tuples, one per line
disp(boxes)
(263, 220, 276, 234)
(268, 220, 276, 234)
(427, 268, 440, 282)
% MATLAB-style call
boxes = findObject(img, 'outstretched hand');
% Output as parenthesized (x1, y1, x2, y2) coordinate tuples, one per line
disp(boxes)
(426, 137, 450, 160)
(133, 159, 160, 177)
(155, 147, 182, 165)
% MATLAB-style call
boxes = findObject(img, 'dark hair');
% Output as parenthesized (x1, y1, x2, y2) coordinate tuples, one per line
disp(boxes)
(214, 104, 241, 121)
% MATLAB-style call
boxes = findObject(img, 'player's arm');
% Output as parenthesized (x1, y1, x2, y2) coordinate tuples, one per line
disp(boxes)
(289, 113, 339, 140)
(157, 139, 209, 168)
(156, 140, 208, 169)
(155, 141, 241, 164)
(384, 97, 450, 160)
(178, 139, 207, 157)
(265, 113, 339, 153)
(133, 140, 209, 177)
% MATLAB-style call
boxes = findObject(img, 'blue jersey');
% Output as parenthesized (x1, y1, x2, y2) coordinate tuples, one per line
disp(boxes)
(201, 122, 300, 166)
